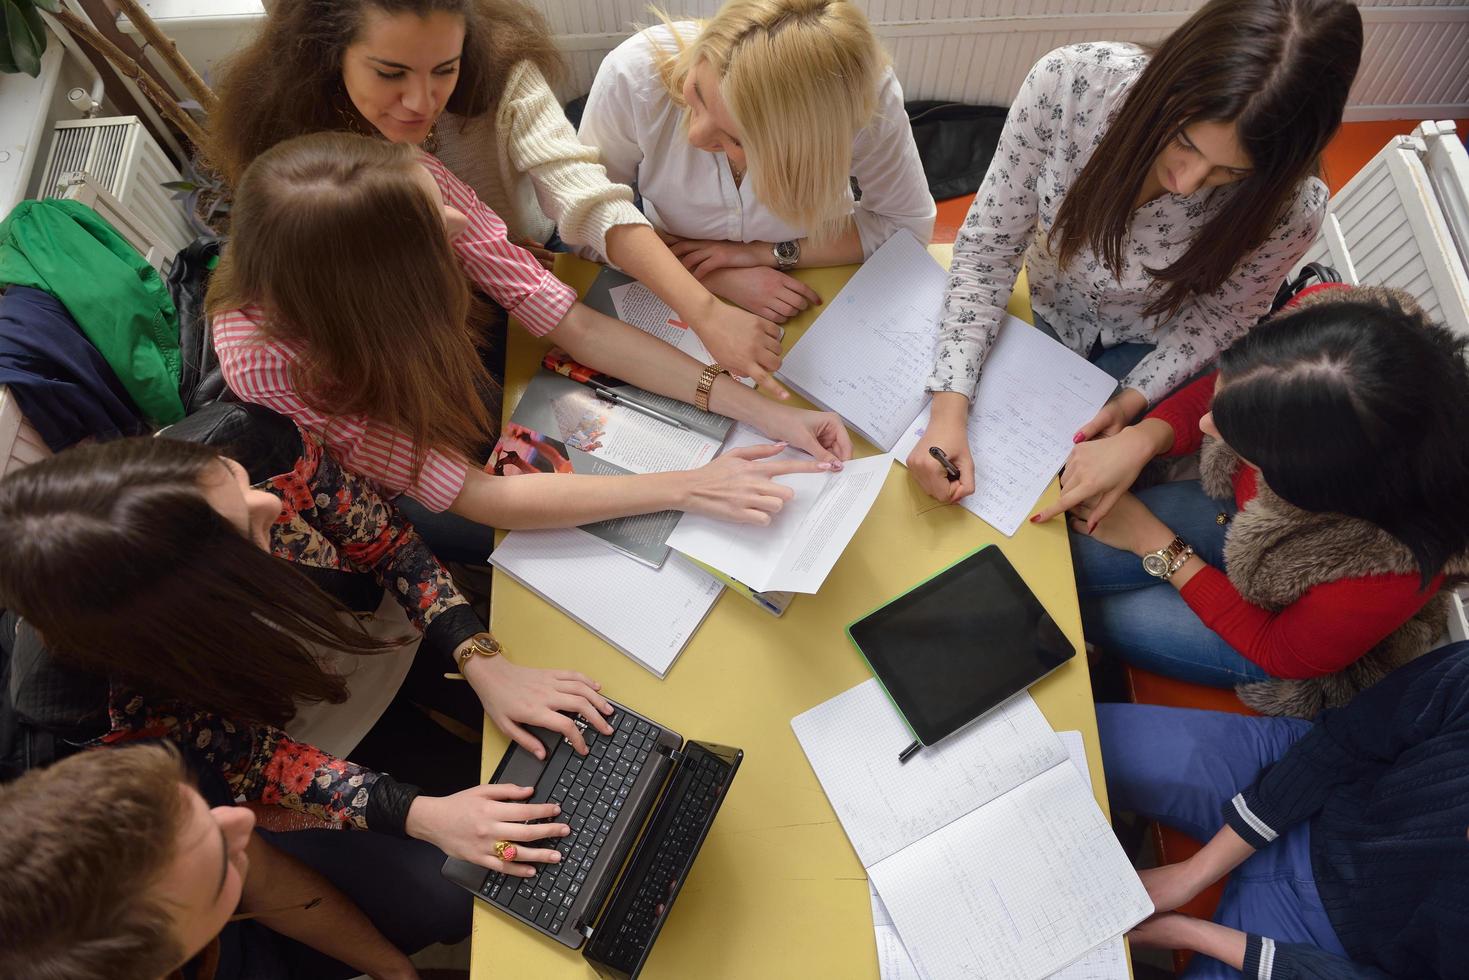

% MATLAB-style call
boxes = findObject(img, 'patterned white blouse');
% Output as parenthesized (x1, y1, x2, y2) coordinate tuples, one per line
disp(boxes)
(927, 43, 1327, 404)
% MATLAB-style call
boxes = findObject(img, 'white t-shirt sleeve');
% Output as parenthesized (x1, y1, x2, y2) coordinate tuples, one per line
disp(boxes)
(851, 72, 937, 257)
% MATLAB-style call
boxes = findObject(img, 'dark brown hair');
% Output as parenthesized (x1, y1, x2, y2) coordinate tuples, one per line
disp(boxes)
(0, 437, 398, 727)
(0, 743, 188, 979)
(207, 0, 564, 186)
(1050, 0, 1362, 319)
(206, 132, 496, 475)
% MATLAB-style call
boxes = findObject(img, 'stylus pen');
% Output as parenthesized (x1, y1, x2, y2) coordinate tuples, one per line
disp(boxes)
(929, 446, 961, 482)
(898, 739, 923, 764)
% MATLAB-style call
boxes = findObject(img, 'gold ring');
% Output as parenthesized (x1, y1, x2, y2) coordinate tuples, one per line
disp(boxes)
(494, 840, 516, 862)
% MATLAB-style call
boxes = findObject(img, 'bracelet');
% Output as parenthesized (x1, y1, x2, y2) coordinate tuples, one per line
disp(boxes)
(456, 632, 502, 671)
(695, 363, 731, 413)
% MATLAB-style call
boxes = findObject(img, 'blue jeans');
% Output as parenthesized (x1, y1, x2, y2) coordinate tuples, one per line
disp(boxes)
(1097, 704, 1348, 977)
(1033, 314, 1155, 383)
(1071, 480, 1270, 687)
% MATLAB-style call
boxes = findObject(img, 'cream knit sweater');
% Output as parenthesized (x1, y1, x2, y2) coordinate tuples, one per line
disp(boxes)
(434, 60, 649, 256)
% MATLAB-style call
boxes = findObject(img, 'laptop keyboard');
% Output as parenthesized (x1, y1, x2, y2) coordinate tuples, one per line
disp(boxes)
(603, 747, 726, 964)
(477, 710, 662, 934)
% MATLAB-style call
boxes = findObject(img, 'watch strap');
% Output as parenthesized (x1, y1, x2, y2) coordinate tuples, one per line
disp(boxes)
(696, 363, 731, 413)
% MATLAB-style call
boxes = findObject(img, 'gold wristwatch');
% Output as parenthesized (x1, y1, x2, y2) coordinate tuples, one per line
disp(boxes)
(1142, 535, 1195, 580)
(695, 363, 731, 413)
(456, 632, 503, 671)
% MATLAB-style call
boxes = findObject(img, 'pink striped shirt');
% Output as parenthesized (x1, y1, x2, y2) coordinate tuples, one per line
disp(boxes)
(212, 152, 572, 511)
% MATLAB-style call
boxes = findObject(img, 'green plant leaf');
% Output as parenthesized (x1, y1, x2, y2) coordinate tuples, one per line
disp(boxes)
(2, 0, 43, 77)
(16, 0, 42, 43)
(29, 0, 62, 13)
(0, 20, 18, 75)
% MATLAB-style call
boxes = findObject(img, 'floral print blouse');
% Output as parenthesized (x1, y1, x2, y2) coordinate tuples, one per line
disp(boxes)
(927, 43, 1328, 404)
(101, 432, 483, 830)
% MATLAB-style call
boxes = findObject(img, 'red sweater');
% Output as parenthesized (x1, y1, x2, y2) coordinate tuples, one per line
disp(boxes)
(1143, 287, 1443, 680)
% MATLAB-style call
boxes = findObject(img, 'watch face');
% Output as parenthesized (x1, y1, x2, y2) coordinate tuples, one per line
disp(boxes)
(775, 241, 799, 262)
(1142, 553, 1169, 577)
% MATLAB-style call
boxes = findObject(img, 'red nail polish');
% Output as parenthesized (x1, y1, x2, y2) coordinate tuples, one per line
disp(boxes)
(1029, 515, 1040, 523)
(1072, 432, 1085, 444)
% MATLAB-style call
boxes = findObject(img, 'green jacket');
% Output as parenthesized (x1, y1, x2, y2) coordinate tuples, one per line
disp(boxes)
(0, 199, 183, 424)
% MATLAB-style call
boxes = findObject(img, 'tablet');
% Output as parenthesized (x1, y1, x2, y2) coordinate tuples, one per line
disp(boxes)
(846, 545, 1075, 746)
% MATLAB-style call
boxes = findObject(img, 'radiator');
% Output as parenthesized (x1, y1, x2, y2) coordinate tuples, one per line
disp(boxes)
(36, 115, 191, 255)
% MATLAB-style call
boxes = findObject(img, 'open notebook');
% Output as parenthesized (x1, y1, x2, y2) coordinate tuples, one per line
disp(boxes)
(868, 730, 1130, 980)
(777, 231, 1116, 535)
(792, 679, 1151, 979)
(489, 528, 724, 678)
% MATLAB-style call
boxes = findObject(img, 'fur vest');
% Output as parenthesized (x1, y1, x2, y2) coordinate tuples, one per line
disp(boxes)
(1200, 437, 1468, 718)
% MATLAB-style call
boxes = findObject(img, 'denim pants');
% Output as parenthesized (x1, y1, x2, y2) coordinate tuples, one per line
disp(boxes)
(1070, 480, 1270, 687)
(1033, 313, 1155, 383)
(1097, 703, 1348, 977)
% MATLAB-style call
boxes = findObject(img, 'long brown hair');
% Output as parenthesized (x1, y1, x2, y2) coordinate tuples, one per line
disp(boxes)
(0, 437, 399, 727)
(208, 0, 563, 186)
(0, 744, 188, 980)
(206, 132, 496, 475)
(1050, 0, 1361, 319)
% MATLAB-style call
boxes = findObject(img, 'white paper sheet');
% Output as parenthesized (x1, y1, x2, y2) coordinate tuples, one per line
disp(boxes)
(608, 280, 716, 362)
(893, 315, 1116, 536)
(791, 678, 1066, 868)
(777, 231, 946, 450)
(489, 529, 723, 678)
(867, 731, 1132, 980)
(667, 425, 892, 593)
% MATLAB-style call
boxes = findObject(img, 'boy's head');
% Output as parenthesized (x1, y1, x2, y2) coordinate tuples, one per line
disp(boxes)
(0, 744, 255, 979)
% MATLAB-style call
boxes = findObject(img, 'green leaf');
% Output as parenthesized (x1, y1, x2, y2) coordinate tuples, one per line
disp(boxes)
(29, 0, 62, 13)
(16, 0, 43, 46)
(0, 21, 18, 75)
(2, 0, 42, 77)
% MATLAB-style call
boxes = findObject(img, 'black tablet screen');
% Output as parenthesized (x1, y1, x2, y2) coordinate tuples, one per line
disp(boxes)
(847, 546, 1076, 746)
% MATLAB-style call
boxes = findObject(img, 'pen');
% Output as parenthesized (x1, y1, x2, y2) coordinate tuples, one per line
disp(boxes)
(929, 446, 961, 482)
(898, 739, 922, 764)
(593, 386, 692, 431)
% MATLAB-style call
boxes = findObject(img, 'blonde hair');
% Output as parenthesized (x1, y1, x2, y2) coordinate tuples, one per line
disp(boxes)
(655, 0, 887, 244)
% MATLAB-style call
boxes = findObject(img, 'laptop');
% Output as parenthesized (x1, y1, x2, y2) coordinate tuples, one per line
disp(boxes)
(442, 698, 742, 978)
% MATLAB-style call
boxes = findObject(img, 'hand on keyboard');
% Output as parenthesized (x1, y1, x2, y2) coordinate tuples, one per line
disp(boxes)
(460, 655, 616, 758)
(405, 783, 571, 873)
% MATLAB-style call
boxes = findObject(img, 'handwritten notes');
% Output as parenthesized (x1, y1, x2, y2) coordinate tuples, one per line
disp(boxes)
(778, 231, 946, 450)
(794, 680, 1151, 979)
(893, 316, 1116, 535)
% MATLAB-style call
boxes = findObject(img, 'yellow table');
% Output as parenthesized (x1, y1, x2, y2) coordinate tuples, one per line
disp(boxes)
(472, 249, 1115, 979)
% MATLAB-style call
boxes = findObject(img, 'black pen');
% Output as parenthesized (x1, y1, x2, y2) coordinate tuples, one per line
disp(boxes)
(929, 446, 961, 482)
(898, 739, 922, 764)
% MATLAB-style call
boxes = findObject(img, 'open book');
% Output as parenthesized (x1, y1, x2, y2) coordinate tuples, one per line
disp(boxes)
(792, 679, 1152, 979)
(778, 231, 1116, 535)
(495, 365, 732, 567)
(666, 424, 891, 594)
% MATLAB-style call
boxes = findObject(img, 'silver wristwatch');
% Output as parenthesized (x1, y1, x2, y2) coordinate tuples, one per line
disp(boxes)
(773, 239, 800, 271)
(1142, 535, 1195, 580)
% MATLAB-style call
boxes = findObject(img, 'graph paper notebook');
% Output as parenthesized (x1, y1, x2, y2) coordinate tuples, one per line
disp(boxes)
(792, 680, 1151, 979)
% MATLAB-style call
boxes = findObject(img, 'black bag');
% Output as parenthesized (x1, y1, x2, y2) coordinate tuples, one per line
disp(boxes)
(1269, 261, 1342, 315)
(0, 612, 107, 782)
(905, 101, 1008, 201)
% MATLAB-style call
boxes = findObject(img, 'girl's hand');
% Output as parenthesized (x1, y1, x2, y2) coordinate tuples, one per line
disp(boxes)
(1076, 387, 1149, 441)
(1068, 492, 1175, 554)
(750, 403, 853, 464)
(515, 238, 557, 271)
(680, 443, 834, 524)
(461, 653, 614, 760)
(1138, 861, 1209, 916)
(904, 394, 973, 503)
(663, 234, 767, 278)
(702, 267, 822, 324)
(690, 300, 789, 399)
(405, 785, 570, 874)
(1031, 424, 1160, 526)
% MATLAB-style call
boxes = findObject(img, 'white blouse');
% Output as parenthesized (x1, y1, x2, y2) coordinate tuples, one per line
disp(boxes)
(929, 43, 1327, 404)
(577, 22, 936, 260)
